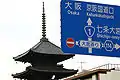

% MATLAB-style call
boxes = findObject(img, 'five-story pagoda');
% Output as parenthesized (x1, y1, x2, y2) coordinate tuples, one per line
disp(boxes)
(12, 2, 78, 80)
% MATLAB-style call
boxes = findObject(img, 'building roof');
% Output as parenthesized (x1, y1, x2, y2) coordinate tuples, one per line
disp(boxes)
(12, 66, 78, 79)
(13, 38, 74, 63)
(64, 69, 111, 80)
(32, 38, 64, 54)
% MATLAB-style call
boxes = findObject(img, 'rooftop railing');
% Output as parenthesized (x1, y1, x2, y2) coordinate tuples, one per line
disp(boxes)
(88, 63, 120, 71)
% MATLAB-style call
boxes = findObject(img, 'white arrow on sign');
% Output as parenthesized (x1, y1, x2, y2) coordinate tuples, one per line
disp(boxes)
(115, 44, 120, 50)
(87, 18, 92, 26)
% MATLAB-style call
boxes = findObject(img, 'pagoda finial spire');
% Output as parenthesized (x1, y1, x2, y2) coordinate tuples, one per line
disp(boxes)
(42, 2, 46, 38)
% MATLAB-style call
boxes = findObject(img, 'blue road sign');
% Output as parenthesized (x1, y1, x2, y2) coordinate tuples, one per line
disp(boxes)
(61, 0, 120, 57)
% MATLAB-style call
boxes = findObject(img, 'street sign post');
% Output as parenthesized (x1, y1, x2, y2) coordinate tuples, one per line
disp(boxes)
(61, 0, 120, 57)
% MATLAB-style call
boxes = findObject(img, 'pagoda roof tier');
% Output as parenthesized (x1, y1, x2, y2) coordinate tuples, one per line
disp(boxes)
(12, 66, 78, 79)
(13, 38, 75, 63)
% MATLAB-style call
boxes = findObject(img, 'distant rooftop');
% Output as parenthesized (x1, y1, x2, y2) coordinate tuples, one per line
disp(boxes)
(63, 63, 120, 80)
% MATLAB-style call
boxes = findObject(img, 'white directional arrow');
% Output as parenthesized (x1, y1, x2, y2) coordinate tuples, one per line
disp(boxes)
(87, 18, 92, 26)
(115, 44, 120, 50)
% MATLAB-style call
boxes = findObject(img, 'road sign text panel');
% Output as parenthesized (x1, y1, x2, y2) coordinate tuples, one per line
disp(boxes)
(61, 0, 120, 57)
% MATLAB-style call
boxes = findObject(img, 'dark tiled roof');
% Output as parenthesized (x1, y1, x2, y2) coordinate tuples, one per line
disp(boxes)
(31, 38, 64, 54)
(12, 66, 78, 79)
(13, 38, 74, 62)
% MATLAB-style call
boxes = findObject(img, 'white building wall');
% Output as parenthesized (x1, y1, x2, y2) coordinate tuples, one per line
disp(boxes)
(92, 74, 96, 80)
(99, 73, 107, 80)
(109, 70, 120, 80)
(99, 70, 120, 80)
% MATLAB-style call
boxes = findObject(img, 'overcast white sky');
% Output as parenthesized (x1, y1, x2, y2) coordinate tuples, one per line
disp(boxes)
(0, 0, 120, 80)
